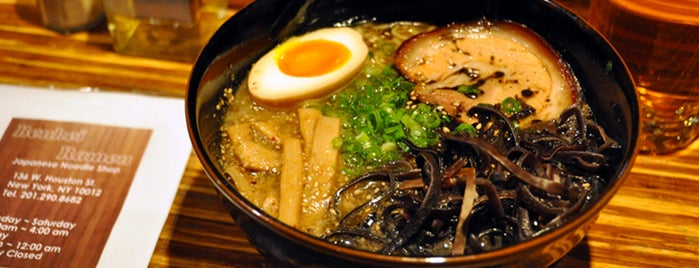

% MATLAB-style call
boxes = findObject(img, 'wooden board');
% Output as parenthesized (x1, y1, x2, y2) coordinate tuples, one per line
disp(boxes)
(1, 0, 697, 266)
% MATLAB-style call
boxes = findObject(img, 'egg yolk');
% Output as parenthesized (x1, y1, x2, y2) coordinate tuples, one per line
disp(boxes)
(277, 39, 351, 77)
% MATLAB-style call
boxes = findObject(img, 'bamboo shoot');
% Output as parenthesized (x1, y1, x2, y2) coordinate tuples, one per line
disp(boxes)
(279, 137, 304, 227)
(301, 116, 341, 236)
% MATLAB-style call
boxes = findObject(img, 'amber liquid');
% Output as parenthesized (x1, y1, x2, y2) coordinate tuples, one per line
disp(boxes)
(106, 0, 231, 62)
(589, 0, 699, 154)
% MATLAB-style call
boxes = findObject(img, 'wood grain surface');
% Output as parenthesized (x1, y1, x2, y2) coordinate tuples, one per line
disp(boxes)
(1, 0, 697, 267)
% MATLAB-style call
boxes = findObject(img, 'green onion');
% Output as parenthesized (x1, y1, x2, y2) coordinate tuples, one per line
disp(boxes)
(319, 64, 450, 177)
(457, 85, 481, 96)
(501, 97, 522, 114)
(511, 120, 520, 130)
(453, 123, 477, 137)
(381, 142, 397, 152)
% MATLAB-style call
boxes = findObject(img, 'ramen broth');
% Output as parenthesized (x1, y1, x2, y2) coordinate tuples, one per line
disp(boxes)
(218, 21, 617, 256)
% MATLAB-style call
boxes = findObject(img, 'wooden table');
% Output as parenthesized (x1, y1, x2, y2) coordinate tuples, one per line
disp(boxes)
(1, 1, 698, 267)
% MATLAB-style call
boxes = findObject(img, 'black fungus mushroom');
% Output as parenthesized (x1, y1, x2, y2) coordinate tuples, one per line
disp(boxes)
(324, 105, 619, 256)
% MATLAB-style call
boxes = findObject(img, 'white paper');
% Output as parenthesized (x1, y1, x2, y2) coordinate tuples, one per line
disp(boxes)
(0, 84, 191, 268)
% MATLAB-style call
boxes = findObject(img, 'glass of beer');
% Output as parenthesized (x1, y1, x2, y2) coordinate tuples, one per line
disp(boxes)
(588, 0, 699, 154)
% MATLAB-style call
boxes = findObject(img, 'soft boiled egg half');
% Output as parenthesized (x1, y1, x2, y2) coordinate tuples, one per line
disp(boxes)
(248, 27, 369, 107)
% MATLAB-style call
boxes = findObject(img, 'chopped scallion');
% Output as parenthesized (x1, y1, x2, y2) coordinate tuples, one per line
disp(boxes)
(457, 85, 481, 96)
(453, 123, 477, 137)
(501, 97, 522, 114)
(319, 64, 450, 177)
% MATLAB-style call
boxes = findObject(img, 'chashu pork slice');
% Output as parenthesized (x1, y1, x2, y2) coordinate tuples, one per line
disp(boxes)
(395, 21, 579, 127)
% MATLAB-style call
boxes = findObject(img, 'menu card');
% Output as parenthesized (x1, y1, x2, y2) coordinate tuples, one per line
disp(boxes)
(0, 85, 191, 267)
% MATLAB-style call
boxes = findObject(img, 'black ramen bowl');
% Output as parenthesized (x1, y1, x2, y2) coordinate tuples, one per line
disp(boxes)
(186, 0, 638, 266)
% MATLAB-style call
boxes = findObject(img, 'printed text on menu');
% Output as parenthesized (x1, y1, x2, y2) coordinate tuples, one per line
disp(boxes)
(0, 118, 152, 267)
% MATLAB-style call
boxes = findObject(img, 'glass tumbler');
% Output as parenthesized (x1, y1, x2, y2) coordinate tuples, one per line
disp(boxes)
(588, 0, 699, 154)
(37, 0, 104, 34)
(103, 0, 231, 62)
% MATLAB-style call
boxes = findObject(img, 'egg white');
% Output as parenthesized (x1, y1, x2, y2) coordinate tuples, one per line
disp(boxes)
(247, 27, 368, 107)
